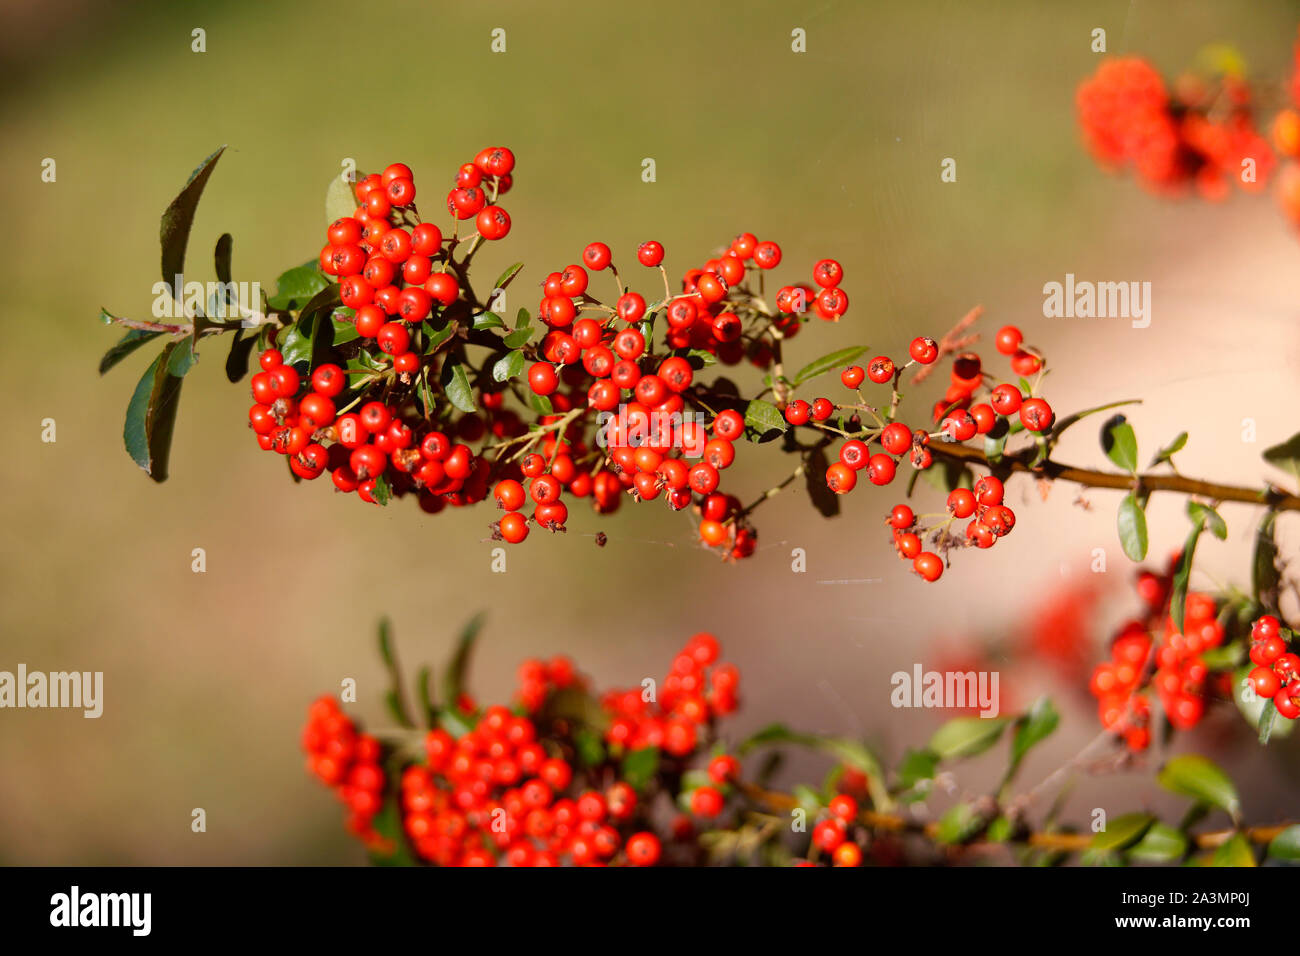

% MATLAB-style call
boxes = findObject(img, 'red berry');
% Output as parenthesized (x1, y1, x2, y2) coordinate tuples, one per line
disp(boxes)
(528, 363, 559, 396)
(841, 365, 865, 388)
(994, 325, 1023, 355)
(785, 400, 811, 426)
(583, 242, 612, 271)
(637, 241, 664, 267)
(866, 356, 895, 384)
(913, 551, 943, 582)
(1019, 397, 1053, 432)
(813, 258, 843, 288)
(909, 336, 939, 364)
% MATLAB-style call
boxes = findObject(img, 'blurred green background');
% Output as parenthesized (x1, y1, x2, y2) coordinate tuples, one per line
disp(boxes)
(2, 0, 1298, 863)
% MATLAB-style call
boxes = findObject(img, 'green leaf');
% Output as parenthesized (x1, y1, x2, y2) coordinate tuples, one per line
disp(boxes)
(803, 446, 840, 518)
(1253, 511, 1280, 609)
(984, 430, 1008, 465)
(928, 716, 1010, 760)
(1126, 822, 1188, 863)
(1170, 519, 1203, 634)
(123, 342, 190, 482)
(1090, 812, 1153, 851)
(527, 392, 554, 416)
(280, 285, 342, 369)
(491, 262, 525, 294)
(1262, 431, 1300, 485)
(1050, 399, 1141, 444)
(1007, 697, 1059, 776)
(224, 328, 257, 383)
(375, 618, 413, 728)
(744, 399, 786, 441)
(573, 728, 606, 768)
(686, 348, 717, 368)
(371, 473, 392, 507)
(440, 613, 485, 712)
(792, 345, 869, 386)
(325, 173, 358, 225)
(267, 265, 330, 311)
(472, 311, 506, 330)
(98, 323, 163, 375)
(330, 314, 360, 347)
(896, 748, 938, 790)
(492, 349, 526, 383)
(1100, 415, 1138, 473)
(1187, 500, 1227, 540)
(159, 145, 226, 291)
(1267, 824, 1300, 861)
(1116, 494, 1149, 561)
(986, 816, 1013, 843)
(441, 357, 476, 414)
(620, 747, 660, 792)
(503, 324, 533, 349)
(366, 794, 418, 867)
(1157, 754, 1240, 823)
(737, 724, 891, 811)
(1150, 431, 1188, 468)
(424, 321, 456, 353)
(415, 666, 435, 727)
(1211, 833, 1255, 867)
(935, 803, 982, 844)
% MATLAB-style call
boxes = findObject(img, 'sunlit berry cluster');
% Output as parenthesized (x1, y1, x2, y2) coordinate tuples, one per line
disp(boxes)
(303, 633, 753, 866)
(793, 324, 1052, 582)
(1076, 57, 1274, 199)
(1087, 566, 1230, 750)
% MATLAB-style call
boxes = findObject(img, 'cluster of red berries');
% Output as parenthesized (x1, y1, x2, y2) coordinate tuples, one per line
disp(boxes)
(1246, 614, 1300, 719)
(1088, 566, 1230, 750)
(248, 344, 493, 506)
(490, 239, 845, 558)
(596, 631, 739, 755)
(1076, 57, 1274, 199)
(301, 696, 388, 848)
(302, 633, 756, 866)
(797, 324, 1050, 582)
(1272, 30, 1300, 228)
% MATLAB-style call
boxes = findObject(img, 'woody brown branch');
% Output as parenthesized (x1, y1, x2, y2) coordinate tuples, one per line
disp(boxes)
(926, 441, 1300, 512)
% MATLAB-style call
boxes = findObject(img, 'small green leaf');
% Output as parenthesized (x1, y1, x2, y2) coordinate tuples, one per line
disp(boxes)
(1126, 822, 1188, 863)
(266, 265, 330, 311)
(442, 357, 476, 414)
(573, 728, 605, 768)
(1007, 697, 1059, 774)
(1117, 494, 1149, 561)
(792, 345, 869, 386)
(1262, 431, 1300, 485)
(159, 146, 226, 292)
(330, 313, 360, 346)
(1150, 431, 1188, 468)
(1157, 755, 1240, 823)
(1211, 833, 1255, 867)
(528, 392, 554, 416)
(472, 311, 506, 330)
(424, 321, 456, 353)
(1252, 511, 1280, 609)
(371, 473, 391, 506)
(123, 342, 190, 483)
(984, 430, 1008, 465)
(325, 173, 358, 225)
(927, 716, 1010, 760)
(440, 613, 485, 712)
(935, 803, 982, 844)
(621, 747, 660, 792)
(1170, 520, 1203, 633)
(214, 233, 234, 285)
(366, 794, 418, 867)
(503, 325, 533, 348)
(1090, 812, 1153, 851)
(744, 399, 786, 441)
(896, 748, 938, 790)
(491, 262, 525, 294)
(375, 617, 412, 728)
(1267, 824, 1300, 861)
(737, 724, 891, 811)
(99, 323, 163, 375)
(415, 666, 435, 727)
(686, 348, 717, 368)
(1188, 500, 1227, 540)
(492, 350, 526, 383)
(1100, 415, 1139, 473)
(1050, 399, 1142, 444)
